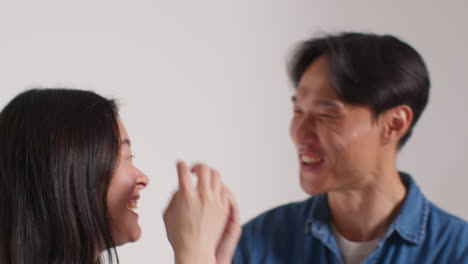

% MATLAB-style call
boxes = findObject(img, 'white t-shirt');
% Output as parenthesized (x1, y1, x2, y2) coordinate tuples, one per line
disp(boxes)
(332, 227, 380, 264)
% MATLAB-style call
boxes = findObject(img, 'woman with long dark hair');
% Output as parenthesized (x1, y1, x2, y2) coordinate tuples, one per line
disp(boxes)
(0, 88, 240, 264)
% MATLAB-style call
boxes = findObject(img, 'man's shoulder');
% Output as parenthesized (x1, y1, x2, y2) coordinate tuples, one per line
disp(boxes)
(417, 201, 468, 262)
(234, 196, 325, 263)
(426, 200, 468, 237)
(400, 172, 468, 240)
(242, 196, 318, 235)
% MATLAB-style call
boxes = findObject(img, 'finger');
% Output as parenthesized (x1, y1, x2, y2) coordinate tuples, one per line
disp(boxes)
(176, 160, 194, 194)
(220, 184, 230, 207)
(226, 187, 240, 225)
(191, 163, 211, 196)
(215, 187, 242, 264)
(211, 169, 222, 195)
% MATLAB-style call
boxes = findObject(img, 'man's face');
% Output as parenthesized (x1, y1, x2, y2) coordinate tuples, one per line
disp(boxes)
(290, 56, 383, 195)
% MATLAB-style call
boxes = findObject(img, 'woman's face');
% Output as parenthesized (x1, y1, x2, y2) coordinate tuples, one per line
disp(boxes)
(107, 121, 149, 246)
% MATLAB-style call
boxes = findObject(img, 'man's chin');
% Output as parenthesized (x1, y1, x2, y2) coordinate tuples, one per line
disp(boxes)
(300, 177, 328, 196)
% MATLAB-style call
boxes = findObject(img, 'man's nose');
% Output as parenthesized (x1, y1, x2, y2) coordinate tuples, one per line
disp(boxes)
(296, 115, 319, 142)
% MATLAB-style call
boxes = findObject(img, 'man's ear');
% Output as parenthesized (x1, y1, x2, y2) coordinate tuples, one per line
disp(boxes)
(381, 105, 413, 146)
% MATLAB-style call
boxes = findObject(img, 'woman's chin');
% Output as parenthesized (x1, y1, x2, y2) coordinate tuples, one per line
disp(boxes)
(114, 225, 142, 246)
(129, 226, 142, 242)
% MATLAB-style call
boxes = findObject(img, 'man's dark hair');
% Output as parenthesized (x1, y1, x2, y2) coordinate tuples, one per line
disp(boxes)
(0, 88, 120, 263)
(288, 32, 430, 147)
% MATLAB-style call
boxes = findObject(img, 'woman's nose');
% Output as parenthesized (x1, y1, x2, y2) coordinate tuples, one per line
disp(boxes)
(136, 168, 149, 188)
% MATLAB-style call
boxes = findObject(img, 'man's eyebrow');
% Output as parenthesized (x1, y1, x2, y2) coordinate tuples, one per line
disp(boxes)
(121, 139, 131, 146)
(291, 96, 341, 109)
(314, 99, 341, 108)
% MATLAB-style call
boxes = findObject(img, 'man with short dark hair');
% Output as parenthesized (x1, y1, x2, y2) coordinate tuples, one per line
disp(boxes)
(233, 32, 468, 263)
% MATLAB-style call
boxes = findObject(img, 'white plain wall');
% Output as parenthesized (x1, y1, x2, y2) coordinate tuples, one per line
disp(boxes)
(1, 1, 467, 263)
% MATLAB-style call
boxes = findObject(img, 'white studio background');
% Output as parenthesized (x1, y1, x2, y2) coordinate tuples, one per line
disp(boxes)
(1, 1, 467, 263)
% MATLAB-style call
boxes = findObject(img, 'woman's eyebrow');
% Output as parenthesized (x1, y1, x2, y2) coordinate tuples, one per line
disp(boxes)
(121, 138, 131, 146)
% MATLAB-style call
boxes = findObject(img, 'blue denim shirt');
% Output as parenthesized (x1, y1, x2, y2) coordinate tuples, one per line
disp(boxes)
(233, 173, 468, 263)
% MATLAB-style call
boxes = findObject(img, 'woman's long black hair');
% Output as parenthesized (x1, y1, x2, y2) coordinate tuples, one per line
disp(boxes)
(0, 88, 121, 263)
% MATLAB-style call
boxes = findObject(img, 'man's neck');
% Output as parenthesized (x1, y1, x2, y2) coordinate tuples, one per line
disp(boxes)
(328, 169, 407, 242)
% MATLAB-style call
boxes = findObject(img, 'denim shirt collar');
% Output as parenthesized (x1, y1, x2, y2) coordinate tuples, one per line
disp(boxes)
(305, 172, 429, 246)
(386, 172, 429, 244)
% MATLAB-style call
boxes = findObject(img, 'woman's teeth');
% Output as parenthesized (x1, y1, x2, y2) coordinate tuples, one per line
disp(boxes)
(301, 155, 321, 164)
(127, 200, 138, 210)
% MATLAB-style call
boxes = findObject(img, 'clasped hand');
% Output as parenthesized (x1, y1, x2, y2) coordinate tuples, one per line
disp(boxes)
(163, 161, 241, 264)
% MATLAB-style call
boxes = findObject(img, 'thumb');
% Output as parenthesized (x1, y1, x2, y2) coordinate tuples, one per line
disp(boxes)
(163, 190, 178, 223)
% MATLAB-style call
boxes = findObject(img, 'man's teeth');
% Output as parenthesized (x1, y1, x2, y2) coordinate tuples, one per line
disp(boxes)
(301, 155, 321, 164)
(127, 200, 138, 210)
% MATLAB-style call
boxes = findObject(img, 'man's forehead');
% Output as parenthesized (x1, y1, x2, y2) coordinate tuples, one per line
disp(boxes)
(293, 84, 340, 101)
